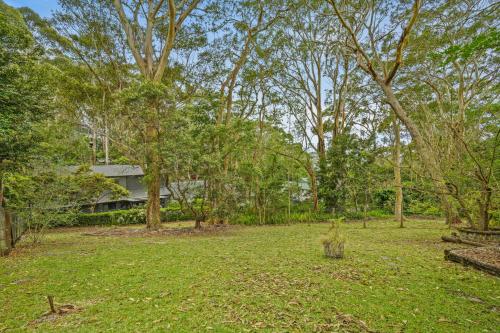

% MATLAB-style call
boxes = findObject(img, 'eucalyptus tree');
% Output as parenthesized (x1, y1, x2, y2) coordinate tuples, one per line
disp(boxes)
(0, 1, 52, 245)
(22, 1, 130, 166)
(186, 0, 290, 219)
(215, 0, 288, 126)
(270, 0, 340, 162)
(401, 0, 499, 229)
(24, 0, 210, 228)
(328, 0, 499, 228)
(252, 1, 339, 210)
(107, 0, 207, 228)
(392, 114, 404, 226)
(327, 0, 462, 223)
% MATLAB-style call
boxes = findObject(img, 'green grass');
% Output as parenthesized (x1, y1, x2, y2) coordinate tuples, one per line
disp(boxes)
(1, 219, 498, 332)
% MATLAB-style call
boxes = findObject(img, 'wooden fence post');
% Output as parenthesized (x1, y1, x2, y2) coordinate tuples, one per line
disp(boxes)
(0, 206, 10, 255)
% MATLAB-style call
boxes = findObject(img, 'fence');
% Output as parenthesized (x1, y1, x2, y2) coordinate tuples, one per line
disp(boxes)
(0, 207, 26, 256)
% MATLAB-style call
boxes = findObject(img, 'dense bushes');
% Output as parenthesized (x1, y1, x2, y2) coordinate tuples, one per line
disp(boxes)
(72, 209, 146, 226)
(373, 188, 442, 217)
(72, 207, 194, 226)
(67, 201, 439, 228)
(70, 208, 400, 227)
(232, 211, 332, 225)
(72, 209, 330, 227)
(405, 201, 442, 217)
(338, 209, 392, 220)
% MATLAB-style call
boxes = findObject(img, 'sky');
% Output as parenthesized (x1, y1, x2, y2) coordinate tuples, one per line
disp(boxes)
(5, 0, 59, 17)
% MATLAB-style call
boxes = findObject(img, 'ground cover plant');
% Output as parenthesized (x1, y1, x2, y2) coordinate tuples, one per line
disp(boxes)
(1, 219, 498, 332)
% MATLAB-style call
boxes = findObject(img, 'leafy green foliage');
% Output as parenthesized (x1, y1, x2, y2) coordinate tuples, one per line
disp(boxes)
(0, 1, 50, 167)
(319, 131, 381, 214)
(440, 28, 499, 64)
(4, 166, 128, 240)
(232, 211, 331, 225)
(73, 207, 195, 227)
(73, 209, 146, 227)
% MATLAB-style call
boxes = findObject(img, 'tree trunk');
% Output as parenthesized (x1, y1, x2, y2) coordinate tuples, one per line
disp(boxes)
(0, 177, 12, 251)
(4, 209, 12, 249)
(478, 182, 492, 231)
(91, 125, 97, 165)
(392, 114, 404, 227)
(363, 186, 369, 229)
(317, 131, 326, 163)
(104, 119, 110, 165)
(305, 159, 319, 212)
(380, 82, 457, 224)
(145, 125, 161, 229)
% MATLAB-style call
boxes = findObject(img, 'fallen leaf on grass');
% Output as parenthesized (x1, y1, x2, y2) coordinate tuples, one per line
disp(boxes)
(438, 317, 451, 323)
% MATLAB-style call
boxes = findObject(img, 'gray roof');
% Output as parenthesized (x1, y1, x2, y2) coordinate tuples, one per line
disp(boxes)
(67, 165, 144, 177)
(66, 165, 205, 205)
(91, 165, 144, 177)
(95, 180, 205, 204)
(96, 187, 169, 204)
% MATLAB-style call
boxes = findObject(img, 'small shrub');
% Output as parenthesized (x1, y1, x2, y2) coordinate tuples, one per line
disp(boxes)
(490, 210, 500, 227)
(320, 218, 346, 259)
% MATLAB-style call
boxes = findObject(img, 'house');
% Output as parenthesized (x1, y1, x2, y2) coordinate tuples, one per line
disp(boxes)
(68, 165, 170, 212)
(68, 165, 204, 212)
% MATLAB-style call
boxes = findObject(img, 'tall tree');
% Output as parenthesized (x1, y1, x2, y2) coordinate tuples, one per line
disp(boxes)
(392, 114, 404, 227)
(328, 0, 459, 224)
(0, 1, 50, 246)
(404, 0, 499, 229)
(110, 0, 202, 228)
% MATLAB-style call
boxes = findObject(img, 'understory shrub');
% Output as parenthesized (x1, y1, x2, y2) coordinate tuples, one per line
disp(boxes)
(336, 209, 392, 220)
(160, 208, 194, 222)
(73, 209, 146, 226)
(72, 207, 193, 227)
(406, 201, 442, 217)
(231, 211, 332, 225)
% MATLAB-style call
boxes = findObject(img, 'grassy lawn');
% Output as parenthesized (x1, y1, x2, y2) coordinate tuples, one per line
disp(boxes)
(1, 219, 498, 332)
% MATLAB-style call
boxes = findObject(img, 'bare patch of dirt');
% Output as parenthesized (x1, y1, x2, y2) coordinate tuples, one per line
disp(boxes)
(29, 300, 80, 327)
(82, 224, 232, 238)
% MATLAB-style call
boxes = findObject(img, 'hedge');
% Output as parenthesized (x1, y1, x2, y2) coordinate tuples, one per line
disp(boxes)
(72, 207, 194, 227)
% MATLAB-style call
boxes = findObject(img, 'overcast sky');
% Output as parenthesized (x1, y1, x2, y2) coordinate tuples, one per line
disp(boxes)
(5, 0, 59, 17)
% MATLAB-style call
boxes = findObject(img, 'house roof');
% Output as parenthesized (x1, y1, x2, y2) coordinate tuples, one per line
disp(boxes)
(66, 165, 204, 205)
(67, 165, 144, 177)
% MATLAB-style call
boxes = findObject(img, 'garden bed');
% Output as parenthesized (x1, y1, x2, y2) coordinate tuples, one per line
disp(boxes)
(444, 247, 500, 276)
(457, 227, 500, 244)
